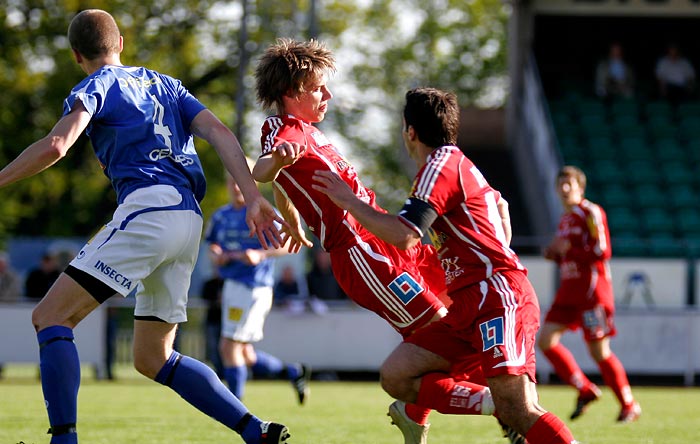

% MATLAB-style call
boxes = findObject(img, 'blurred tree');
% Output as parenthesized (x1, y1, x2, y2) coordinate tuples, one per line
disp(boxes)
(0, 0, 508, 239)
(316, 0, 510, 210)
(0, 0, 241, 239)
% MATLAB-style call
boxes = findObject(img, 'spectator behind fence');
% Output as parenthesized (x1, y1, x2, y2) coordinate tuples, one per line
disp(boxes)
(25, 252, 61, 300)
(0, 250, 22, 378)
(0, 251, 21, 303)
(655, 43, 696, 104)
(201, 273, 224, 378)
(305, 248, 346, 302)
(274, 264, 307, 314)
(595, 42, 635, 100)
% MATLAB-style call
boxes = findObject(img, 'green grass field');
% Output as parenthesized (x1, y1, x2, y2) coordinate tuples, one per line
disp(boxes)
(1, 365, 699, 443)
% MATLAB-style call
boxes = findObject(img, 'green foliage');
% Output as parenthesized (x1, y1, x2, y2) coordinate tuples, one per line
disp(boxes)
(317, 0, 510, 209)
(0, 0, 509, 236)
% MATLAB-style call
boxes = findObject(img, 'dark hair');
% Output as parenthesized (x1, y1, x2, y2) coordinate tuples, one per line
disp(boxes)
(403, 87, 460, 148)
(255, 38, 336, 113)
(557, 165, 587, 192)
(68, 9, 121, 60)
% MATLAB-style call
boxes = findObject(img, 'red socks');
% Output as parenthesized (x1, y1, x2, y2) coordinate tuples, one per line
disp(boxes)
(525, 412, 576, 444)
(598, 353, 634, 406)
(543, 343, 593, 392)
(415, 372, 494, 415)
(405, 403, 432, 425)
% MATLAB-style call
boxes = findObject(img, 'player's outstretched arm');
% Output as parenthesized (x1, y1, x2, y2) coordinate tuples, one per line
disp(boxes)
(0, 104, 90, 188)
(312, 170, 421, 250)
(190, 109, 286, 248)
(243, 194, 287, 250)
(497, 195, 512, 245)
(273, 185, 313, 254)
(252, 141, 305, 183)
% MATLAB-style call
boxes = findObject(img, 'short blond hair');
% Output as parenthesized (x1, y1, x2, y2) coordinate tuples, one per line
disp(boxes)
(68, 9, 121, 60)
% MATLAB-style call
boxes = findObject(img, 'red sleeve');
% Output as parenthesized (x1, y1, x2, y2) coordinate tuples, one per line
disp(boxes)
(260, 116, 306, 156)
(412, 156, 463, 217)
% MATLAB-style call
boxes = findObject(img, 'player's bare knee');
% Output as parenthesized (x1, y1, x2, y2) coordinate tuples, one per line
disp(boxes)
(589, 347, 609, 363)
(379, 367, 399, 398)
(379, 369, 418, 402)
(132, 357, 151, 379)
(379, 369, 404, 399)
(31, 310, 44, 333)
(31, 306, 55, 332)
(537, 329, 556, 350)
(133, 354, 161, 380)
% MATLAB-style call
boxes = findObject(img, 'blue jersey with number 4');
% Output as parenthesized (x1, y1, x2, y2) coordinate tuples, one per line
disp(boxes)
(63, 65, 207, 203)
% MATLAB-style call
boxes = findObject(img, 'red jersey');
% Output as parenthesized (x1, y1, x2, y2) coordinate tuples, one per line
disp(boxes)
(261, 115, 378, 251)
(404, 146, 538, 379)
(551, 199, 614, 307)
(409, 146, 525, 290)
(260, 114, 447, 336)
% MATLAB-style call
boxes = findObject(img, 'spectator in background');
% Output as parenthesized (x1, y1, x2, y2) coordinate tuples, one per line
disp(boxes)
(201, 272, 224, 378)
(0, 251, 21, 302)
(306, 248, 346, 303)
(274, 264, 306, 314)
(595, 42, 635, 101)
(655, 43, 695, 104)
(538, 166, 641, 423)
(104, 304, 119, 380)
(0, 250, 21, 378)
(25, 252, 61, 300)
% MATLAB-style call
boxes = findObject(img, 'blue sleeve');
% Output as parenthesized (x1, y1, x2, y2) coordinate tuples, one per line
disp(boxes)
(63, 76, 106, 118)
(204, 212, 221, 244)
(169, 75, 206, 128)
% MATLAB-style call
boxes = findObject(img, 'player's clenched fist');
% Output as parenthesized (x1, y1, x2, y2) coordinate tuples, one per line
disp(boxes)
(271, 141, 305, 166)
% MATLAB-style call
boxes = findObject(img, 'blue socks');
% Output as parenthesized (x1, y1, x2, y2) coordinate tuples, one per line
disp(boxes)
(252, 350, 300, 380)
(37, 330, 270, 444)
(37, 325, 80, 444)
(224, 365, 248, 399)
(155, 351, 265, 443)
(225, 350, 300, 402)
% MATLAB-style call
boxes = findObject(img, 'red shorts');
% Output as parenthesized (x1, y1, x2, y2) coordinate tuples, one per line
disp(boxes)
(330, 238, 446, 338)
(407, 270, 540, 382)
(544, 302, 617, 341)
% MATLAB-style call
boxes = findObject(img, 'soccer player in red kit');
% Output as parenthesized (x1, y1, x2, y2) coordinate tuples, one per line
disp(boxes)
(253, 38, 446, 337)
(538, 166, 641, 423)
(253, 39, 526, 444)
(314, 87, 578, 443)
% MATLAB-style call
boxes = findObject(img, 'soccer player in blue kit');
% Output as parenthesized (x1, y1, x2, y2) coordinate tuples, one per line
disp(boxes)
(205, 168, 311, 404)
(0, 9, 290, 444)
